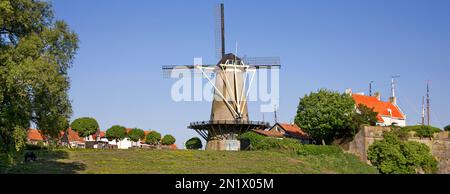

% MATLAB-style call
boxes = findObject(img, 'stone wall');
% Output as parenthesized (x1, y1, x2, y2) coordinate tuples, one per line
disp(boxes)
(206, 139, 240, 151)
(344, 126, 450, 174)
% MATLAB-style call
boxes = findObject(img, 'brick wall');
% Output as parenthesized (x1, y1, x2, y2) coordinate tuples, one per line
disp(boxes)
(344, 125, 450, 174)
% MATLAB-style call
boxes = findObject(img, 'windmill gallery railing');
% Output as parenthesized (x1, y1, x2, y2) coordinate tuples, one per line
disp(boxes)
(189, 120, 270, 127)
(188, 120, 271, 140)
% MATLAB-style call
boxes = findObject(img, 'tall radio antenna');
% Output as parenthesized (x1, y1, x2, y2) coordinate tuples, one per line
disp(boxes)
(391, 75, 400, 98)
(369, 81, 374, 96)
(426, 81, 430, 126)
(421, 96, 425, 126)
(274, 105, 278, 123)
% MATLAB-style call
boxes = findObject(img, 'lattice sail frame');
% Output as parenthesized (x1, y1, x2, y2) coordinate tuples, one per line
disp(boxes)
(163, 57, 281, 117)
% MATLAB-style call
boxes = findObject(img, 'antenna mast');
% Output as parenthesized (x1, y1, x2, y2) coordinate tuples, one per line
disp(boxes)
(421, 96, 425, 126)
(391, 75, 399, 98)
(426, 81, 430, 126)
(274, 105, 278, 123)
(220, 3, 225, 58)
(369, 81, 374, 96)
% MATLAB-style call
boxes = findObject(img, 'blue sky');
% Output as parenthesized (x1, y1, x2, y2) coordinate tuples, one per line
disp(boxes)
(52, 0, 450, 148)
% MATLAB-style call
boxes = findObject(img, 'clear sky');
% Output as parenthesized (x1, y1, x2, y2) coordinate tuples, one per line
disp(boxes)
(52, 0, 450, 148)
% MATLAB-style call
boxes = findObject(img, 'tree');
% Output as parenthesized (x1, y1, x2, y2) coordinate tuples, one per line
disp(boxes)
(128, 128, 145, 146)
(350, 104, 378, 135)
(294, 89, 355, 144)
(145, 131, 161, 145)
(0, 0, 78, 164)
(161, 134, 176, 145)
(185, 137, 202, 150)
(70, 117, 99, 139)
(105, 125, 127, 144)
(444, 125, 450, 131)
(368, 132, 438, 174)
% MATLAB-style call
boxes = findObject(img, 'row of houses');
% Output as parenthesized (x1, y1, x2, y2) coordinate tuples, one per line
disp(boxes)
(252, 91, 406, 143)
(27, 91, 404, 148)
(27, 128, 177, 150)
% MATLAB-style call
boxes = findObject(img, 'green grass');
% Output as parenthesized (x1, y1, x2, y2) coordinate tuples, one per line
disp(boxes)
(1, 148, 378, 174)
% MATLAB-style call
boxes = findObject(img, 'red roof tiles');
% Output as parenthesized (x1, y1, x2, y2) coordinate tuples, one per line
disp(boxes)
(254, 123, 311, 140)
(277, 123, 310, 139)
(352, 94, 405, 122)
(27, 129, 45, 141)
(253, 129, 284, 138)
(62, 128, 85, 142)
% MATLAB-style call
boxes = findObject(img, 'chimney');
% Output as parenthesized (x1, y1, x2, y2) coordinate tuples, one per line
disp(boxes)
(374, 92, 381, 101)
(389, 96, 397, 105)
(345, 88, 352, 95)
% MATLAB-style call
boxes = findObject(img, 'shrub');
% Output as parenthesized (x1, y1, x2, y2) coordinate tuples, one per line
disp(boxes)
(185, 137, 202, 150)
(161, 135, 176, 145)
(238, 131, 343, 156)
(239, 131, 299, 151)
(367, 132, 438, 174)
(238, 131, 265, 145)
(70, 117, 99, 138)
(444, 125, 450, 131)
(146, 131, 161, 145)
(26, 143, 47, 150)
(402, 125, 441, 138)
(392, 127, 411, 140)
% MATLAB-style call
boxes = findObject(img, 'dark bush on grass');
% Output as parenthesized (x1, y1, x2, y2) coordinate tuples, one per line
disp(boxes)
(238, 131, 343, 156)
(26, 143, 47, 150)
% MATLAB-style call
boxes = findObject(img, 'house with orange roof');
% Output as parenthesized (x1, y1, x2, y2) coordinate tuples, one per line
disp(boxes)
(60, 128, 86, 148)
(253, 123, 312, 144)
(347, 89, 406, 127)
(27, 129, 47, 145)
(28, 128, 86, 148)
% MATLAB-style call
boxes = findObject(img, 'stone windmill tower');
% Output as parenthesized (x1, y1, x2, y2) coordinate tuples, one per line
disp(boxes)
(163, 4, 280, 150)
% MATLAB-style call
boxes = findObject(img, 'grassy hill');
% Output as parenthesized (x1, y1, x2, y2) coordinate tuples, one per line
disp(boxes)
(1, 148, 378, 174)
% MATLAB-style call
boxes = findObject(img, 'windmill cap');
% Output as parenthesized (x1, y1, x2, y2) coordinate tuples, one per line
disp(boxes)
(217, 53, 242, 65)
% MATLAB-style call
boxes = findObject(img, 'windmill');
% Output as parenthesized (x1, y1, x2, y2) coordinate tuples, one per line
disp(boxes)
(162, 3, 280, 150)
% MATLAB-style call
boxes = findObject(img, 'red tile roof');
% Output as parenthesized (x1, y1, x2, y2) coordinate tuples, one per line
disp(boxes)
(253, 129, 284, 138)
(28, 128, 85, 142)
(254, 123, 311, 139)
(352, 94, 405, 122)
(27, 129, 45, 141)
(277, 123, 310, 139)
(62, 128, 85, 142)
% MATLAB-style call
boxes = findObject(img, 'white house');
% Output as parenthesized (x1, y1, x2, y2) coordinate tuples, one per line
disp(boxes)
(98, 128, 148, 149)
